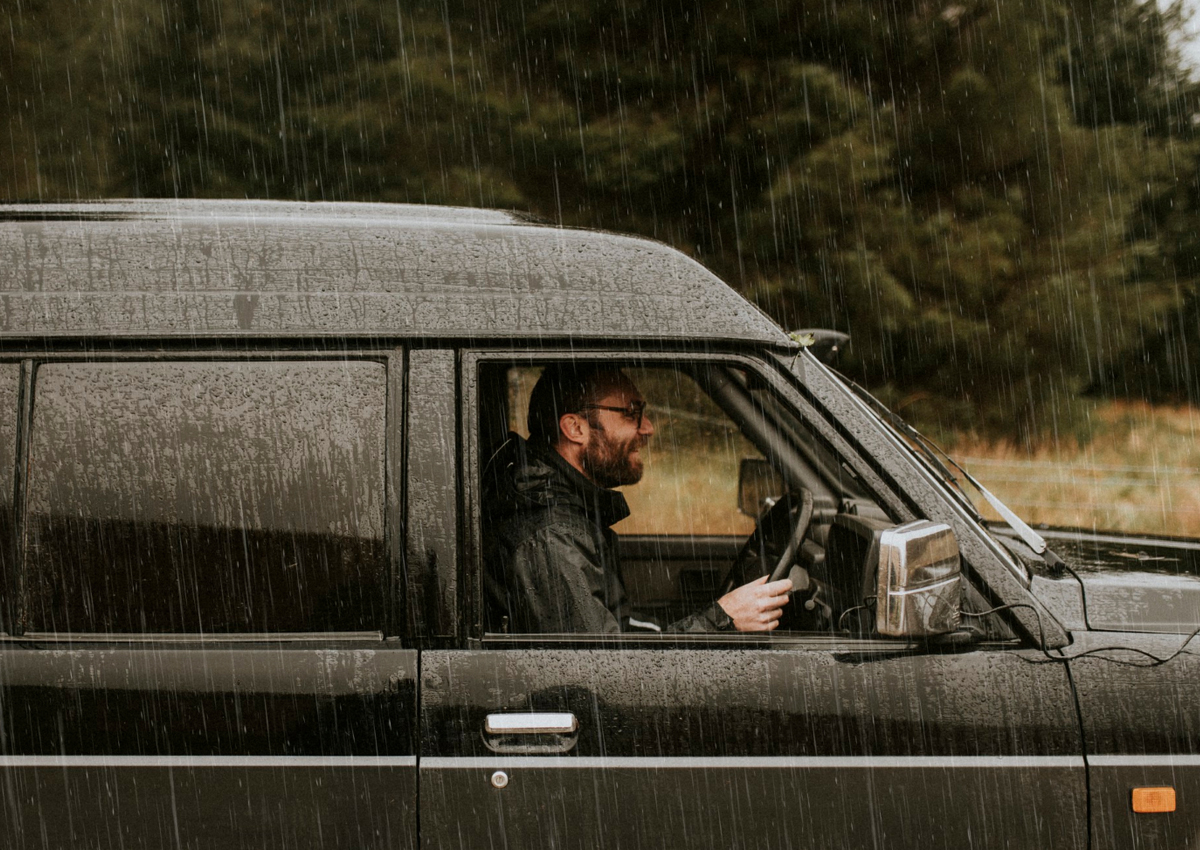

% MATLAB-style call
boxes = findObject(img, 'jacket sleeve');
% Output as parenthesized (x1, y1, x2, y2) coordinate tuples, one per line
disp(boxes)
(503, 520, 623, 634)
(664, 602, 735, 633)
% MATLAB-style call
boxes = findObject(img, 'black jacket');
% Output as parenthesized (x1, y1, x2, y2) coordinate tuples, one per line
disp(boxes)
(483, 435, 732, 634)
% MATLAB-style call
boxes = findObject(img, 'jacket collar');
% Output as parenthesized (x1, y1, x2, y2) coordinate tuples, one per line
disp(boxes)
(531, 440, 631, 528)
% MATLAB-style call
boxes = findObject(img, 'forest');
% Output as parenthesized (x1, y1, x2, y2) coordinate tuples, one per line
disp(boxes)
(4, 0, 1200, 446)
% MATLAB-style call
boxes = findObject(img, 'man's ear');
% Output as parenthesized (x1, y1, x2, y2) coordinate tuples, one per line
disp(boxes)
(558, 412, 589, 447)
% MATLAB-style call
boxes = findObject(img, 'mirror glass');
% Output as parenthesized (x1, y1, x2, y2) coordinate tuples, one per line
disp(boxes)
(876, 520, 962, 637)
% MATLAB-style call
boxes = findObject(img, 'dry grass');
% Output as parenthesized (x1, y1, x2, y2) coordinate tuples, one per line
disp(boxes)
(506, 360, 1200, 540)
(617, 446, 757, 537)
(952, 400, 1200, 538)
(617, 399, 1200, 540)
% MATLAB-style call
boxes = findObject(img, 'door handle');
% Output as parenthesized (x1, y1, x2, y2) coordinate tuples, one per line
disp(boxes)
(484, 713, 578, 735)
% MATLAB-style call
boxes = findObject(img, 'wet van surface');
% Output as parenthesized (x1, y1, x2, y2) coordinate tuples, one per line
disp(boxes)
(0, 200, 1192, 849)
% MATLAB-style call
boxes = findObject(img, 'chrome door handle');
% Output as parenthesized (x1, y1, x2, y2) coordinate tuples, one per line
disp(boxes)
(484, 712, 578, 734)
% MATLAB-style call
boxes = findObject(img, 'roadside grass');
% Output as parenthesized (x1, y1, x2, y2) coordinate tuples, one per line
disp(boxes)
(950, 400, 1200, 538)
(507, 362, 1200, 540)
(616, 399, 1200, 540)
(617, 445, 757, 537)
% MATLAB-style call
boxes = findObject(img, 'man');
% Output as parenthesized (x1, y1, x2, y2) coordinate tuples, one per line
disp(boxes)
(484, 362, 792, 634)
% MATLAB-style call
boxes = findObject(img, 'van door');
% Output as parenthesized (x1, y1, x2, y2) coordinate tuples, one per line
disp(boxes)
(0, 356, 416, 850)
(421, 641, 1084, 850)
(418, 351, 1087, 850)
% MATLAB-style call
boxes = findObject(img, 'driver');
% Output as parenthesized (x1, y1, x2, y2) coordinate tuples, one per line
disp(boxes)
(483, 362, 793, 634)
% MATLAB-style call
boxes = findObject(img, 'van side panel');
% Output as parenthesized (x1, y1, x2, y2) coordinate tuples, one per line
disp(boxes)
(0, 644, 418, 850)
(405, 349, 459, 639)
(420, 646, 1087, 850)
(1070, 632, 1200, 850)
(0, 761, 413, 850)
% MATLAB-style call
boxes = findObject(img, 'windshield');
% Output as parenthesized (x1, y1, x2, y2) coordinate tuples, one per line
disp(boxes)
(809, 358, 1050, 575)
(840, 378, 986, 517)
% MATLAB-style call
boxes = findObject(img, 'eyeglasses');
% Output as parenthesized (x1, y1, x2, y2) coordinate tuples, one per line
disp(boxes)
(580, 400, 647, 428)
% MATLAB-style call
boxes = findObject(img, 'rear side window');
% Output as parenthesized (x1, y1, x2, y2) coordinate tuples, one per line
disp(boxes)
(22, 360, 387, 634)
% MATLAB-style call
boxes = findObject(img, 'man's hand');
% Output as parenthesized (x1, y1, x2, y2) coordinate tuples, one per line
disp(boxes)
(717, 575, 792, 632)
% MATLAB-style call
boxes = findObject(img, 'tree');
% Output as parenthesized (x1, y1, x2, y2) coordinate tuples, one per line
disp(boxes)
(6, 0, 1198, 436)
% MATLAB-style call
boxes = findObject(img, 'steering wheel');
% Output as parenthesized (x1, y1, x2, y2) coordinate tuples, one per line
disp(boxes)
(719, 487, 814, 597)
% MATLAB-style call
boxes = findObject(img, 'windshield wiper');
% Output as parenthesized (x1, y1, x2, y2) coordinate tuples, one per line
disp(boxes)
(830, 369, 1065, 573)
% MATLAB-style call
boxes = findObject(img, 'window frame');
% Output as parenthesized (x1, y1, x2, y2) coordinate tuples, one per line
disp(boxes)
(0, 346, 405, 642)
(460, 347, 915, 647)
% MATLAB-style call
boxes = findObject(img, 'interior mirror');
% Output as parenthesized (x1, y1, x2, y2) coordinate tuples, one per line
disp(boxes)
(738, 458, 785, 518)
(876, 520, 962, 637)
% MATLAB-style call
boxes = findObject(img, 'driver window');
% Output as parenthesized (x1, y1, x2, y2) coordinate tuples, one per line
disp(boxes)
(478, 359, 891, 638)
(503, 366, 759, 538)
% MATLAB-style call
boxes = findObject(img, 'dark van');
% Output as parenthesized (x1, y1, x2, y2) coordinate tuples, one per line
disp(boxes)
(0, 199, 1195, 849)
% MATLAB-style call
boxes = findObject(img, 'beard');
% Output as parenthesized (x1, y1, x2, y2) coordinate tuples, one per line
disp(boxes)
(581, 426, 646, 488)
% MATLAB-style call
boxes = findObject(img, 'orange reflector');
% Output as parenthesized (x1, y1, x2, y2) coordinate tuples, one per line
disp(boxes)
(1132, 787, 1176, 813)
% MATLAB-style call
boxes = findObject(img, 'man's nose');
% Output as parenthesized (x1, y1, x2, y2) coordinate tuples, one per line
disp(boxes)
(639, 412, 655, 435)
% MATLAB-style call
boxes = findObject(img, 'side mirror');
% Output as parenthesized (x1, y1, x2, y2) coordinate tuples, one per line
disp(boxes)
(787, 328, 850, 364)
(876, 520, 962, 638)
(737, 458, 785, 518)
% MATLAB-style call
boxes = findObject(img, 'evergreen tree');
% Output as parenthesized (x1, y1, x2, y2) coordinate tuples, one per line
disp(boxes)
(3, 0, 1197, 434)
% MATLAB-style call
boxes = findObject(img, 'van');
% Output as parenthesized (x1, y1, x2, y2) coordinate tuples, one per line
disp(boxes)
(0, 199, 1195, 849)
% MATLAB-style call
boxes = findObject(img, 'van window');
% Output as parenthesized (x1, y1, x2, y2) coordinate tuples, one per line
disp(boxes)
(479, 359, 887, 636)
(22, 360, 387, 634)
(500, 365, 760, 537)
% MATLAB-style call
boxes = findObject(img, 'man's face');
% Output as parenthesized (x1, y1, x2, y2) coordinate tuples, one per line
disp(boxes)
(580, 377, 655, 488)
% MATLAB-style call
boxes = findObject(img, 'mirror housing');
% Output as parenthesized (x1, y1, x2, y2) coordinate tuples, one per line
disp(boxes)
(788, 328, 850, 365)
(737, 458, 785, 518)
(876, 520, 962, 637)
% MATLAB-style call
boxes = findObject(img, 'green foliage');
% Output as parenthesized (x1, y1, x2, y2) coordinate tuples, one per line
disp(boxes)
(1060, 0, 1195, 137)
(3, 0, 1200, 435)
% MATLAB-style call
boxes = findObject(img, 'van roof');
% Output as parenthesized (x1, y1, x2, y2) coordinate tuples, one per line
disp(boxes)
(0, 200, 789, 345)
